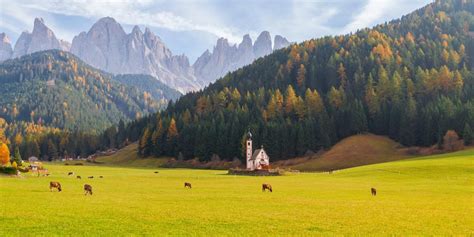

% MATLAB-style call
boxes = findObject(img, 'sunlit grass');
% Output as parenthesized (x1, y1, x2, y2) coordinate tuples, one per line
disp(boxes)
(1, 149, 473, 236)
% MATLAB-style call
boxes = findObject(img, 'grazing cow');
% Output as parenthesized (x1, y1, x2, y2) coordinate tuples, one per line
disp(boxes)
(77, 176, 81, 179)
(184, 182, 192, 189)
(371, 188, 377, 196)
(262, 184, 273, 192)
(154, 171, 159, 174)
(88, 176, 94, 179)
(49, 181, 62, 192)
(84, 184, 93, 195)
(99, 176, 103, 178)
(68, 172, 74, 176)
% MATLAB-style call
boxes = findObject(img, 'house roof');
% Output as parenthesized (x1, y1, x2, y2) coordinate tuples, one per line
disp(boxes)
(28, 157, 38, 161)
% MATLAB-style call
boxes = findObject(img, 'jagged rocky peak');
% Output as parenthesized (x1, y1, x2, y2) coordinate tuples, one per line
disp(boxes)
(89, 16, 126, 40)
(235, 34, 255, 67)
(193, 49, 212, 69)
(274, 35, 290, 50)
(12, 18, 65, 58)
(215, 37, 232, 50)
(239, 34, 253, 50)
(193, 31, 289, 86)
(0, 33, 10, 44)
(253, 31, 272, 58)
(12, 31, 31, 58)
(0, 33, 13, 62)
(28, 17, 61, 53)
(70, 17, 199, 93)
(143, 27, 170, 58)
(32, 18, 48, 34)
(131, 25, 143, 36)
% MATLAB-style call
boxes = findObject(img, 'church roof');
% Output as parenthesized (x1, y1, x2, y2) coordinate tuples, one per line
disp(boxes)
(250, 148, 267, 160)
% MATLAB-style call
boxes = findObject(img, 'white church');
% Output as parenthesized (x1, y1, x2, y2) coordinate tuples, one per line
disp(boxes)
(245, 130, 270, 170)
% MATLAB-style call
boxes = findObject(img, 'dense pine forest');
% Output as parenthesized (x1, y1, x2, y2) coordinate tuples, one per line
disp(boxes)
(112, 74, 182, 104)
(119, 0, 473, 162)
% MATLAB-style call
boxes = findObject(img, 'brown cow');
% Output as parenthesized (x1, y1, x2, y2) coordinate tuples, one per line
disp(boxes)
(77, 176, 81, 179)
(88, 176, 94, 179)
(68, 172, 74, 176)
(99, 176, 103, 178)
(84, 184, 93, 195)
(184, 182, 192, 189)
(371, 188, 377, 196)
(50, 181, 62, 192)
(262, 184, 272, 192)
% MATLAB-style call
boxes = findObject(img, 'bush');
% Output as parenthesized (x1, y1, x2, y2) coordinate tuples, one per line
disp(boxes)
(18, 167, 29, 173)
(11, 161, 17, 169)
(0, 166, 17, 175)
(443, 130, 464, 152)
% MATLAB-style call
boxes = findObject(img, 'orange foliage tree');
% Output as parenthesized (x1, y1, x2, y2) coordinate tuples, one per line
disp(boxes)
(0, 142, 10, 166)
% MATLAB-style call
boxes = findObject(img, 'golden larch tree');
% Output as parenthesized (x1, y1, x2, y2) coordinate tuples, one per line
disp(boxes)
(0, 142, 10, 166)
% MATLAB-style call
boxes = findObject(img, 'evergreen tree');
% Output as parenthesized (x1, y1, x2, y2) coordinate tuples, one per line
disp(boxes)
(463, 123, 473, 145)
(12, 147, 22, 165)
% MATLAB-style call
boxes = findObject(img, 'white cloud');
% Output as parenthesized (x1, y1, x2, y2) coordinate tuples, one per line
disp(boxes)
(16, 0, 243, 43)
(341, 0, 431, 34)
(342, 0, 397, 33)
(0, 2, 36, 33)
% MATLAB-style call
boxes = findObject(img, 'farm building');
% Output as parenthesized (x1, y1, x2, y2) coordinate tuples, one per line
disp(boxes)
(28, 157, 41, 171)
(245, 131, 270, 170)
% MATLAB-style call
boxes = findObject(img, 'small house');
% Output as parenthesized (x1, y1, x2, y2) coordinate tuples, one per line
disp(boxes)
(28, 157, 40, 171)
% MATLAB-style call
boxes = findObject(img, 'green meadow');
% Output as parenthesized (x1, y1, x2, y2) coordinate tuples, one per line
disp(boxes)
(1, 149, 473, 236)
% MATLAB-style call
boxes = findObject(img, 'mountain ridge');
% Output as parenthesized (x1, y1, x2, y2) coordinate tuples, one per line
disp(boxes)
(0, 49, 168, 133)
(0, 17, 291, 93)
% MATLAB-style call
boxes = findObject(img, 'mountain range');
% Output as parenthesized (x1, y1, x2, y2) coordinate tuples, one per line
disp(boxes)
(0, 17, 290, 93)
(193, 32, 290, 86)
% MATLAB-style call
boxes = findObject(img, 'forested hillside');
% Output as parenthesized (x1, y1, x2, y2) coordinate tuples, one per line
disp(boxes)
(116, 0, 474, 162)
(113, 74, 182, 103)
(0, 50, 165, 133)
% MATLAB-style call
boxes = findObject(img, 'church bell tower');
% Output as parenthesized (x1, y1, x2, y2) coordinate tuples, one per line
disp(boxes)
(246, 130, 253, 170)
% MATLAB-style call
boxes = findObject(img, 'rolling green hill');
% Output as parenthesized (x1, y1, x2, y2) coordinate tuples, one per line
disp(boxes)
(291, 134, 410, 171)
(0, 50, 166, 133)
(94, 143, 169, 167)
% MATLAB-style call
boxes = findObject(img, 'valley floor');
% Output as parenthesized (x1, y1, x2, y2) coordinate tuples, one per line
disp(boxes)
(1, 149, 473, 236)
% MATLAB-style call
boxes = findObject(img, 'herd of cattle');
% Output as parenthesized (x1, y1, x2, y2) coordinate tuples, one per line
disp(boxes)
(48, 171, 377, 196)
(48, 172, 102, 195)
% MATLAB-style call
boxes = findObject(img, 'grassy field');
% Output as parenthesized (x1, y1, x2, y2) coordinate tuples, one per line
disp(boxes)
(1, 149, 473, 236)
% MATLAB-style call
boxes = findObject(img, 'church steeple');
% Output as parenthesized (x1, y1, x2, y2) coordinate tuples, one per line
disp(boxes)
(246, 129, 253, 170)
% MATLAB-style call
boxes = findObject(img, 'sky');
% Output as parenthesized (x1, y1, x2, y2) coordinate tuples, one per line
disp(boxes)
(0, 0, 431, 62)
